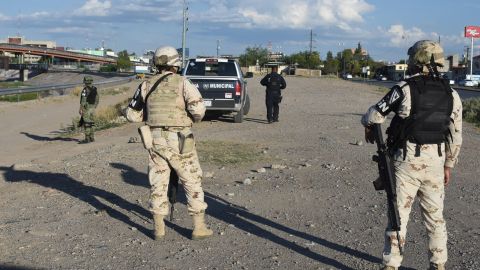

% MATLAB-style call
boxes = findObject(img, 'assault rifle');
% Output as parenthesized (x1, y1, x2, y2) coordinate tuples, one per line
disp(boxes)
(167, 171, 179, 221)
(371, 123, 403, 255)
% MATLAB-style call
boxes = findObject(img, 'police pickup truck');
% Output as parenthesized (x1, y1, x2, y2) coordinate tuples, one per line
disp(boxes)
(182, 58, 252, 123)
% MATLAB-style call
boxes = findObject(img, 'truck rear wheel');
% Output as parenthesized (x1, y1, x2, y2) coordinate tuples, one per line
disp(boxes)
(234, 108, 244, 123)
(243, 94, 250, 115)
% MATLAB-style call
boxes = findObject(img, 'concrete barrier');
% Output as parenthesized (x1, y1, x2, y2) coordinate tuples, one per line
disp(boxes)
(295, 69, 322, 77)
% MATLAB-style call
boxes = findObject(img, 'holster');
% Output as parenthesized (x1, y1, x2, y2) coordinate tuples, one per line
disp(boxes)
(138, 125, 153, 150)
(178, 129, 194, 154)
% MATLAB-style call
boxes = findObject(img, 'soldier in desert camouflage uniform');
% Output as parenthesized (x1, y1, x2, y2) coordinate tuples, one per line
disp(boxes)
(362, 40, 462, 270)
(79, 76, 99, 143)
(125, 46, 213, 240)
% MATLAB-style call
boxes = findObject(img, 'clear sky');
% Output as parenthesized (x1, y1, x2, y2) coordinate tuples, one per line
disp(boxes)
(0, 0, 479, 62)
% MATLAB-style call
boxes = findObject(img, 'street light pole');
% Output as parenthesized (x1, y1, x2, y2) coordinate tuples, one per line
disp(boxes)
(181, 0, 188, 69)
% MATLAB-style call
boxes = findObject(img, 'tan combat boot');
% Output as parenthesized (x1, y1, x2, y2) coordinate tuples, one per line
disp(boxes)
(191, 213, 213, 240)
(429, 263, 445, 270)
(153, 214, 165, 240)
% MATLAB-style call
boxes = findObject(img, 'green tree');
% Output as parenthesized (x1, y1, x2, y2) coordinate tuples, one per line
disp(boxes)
(323, 51, 340, 74)
(285, 51, 322, 69)
(238, 46, 269, 67)
(117, 50, 132, 71)
(338, 49, 354, 74)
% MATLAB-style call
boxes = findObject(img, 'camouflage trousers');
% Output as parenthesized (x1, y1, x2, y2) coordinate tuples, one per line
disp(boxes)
(82, 109, 95, 141)
(383, 143, 448, 267)
(147, 127, 207, 216)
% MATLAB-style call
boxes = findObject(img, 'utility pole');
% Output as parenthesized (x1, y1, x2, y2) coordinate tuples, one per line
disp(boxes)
(216, 40, 220, 58)
(181, 0, 188, 69)
(470, 37, 474, 77)
(308, 29, 316, 72)
(309, 29, 314, 55)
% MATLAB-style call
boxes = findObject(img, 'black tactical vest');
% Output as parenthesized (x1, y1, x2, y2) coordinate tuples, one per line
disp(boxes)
(387, 76, 453, 156)
(86, 86, 98, 105)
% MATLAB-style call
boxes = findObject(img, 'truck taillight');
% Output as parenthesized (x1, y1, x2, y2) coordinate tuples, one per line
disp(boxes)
(235, 82, 241, 96)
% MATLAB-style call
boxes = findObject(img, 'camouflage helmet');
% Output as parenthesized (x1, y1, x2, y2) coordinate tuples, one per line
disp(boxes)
(83, 76, 93, 85)
(407, 40, 444, 68)
(153, 46, 182, 68)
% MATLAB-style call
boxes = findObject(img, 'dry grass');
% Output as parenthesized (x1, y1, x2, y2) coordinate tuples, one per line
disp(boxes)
(71, 86, 130, 97)
(70, 86, 83, 97)
(197, 140, 270, 165)
(102, 86, 130, 96)
(61, 98, 129, 135)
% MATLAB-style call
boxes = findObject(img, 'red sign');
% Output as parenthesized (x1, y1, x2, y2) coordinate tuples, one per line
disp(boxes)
(465, 26, 480, 38)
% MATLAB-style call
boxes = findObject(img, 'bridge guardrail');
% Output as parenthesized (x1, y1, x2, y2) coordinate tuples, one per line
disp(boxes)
(0, 76, 135, 96)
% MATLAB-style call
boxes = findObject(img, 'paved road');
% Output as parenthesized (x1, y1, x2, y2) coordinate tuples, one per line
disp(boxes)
(351, 78, 480, 99)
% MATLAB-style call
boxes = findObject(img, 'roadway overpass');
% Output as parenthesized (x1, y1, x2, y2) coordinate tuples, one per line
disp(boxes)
(0, 43, 116, 64)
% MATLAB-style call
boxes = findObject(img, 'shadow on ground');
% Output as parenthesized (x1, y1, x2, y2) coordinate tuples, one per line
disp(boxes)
(0, 165, 152, 238)
(202, 112, 270, 125)
(0, 264, 46, 270)
(20, 132, 79, 142)
(111, 163, 383, 270)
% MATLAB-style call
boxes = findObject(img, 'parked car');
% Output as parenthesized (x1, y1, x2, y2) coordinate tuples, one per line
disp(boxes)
(281, 66, 295, 75)
(459, 79, 478, 87)
(342, 73, 353, 80)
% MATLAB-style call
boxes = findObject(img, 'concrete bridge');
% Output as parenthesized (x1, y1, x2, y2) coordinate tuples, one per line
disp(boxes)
(0, 43, 116, 65)
(0, 44, 117, 81)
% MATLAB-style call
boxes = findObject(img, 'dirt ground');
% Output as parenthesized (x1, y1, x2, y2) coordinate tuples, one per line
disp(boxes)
(0, 75, 479, 270)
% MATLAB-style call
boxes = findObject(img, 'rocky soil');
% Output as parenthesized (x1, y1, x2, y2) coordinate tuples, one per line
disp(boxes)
(0, 76, 479, 270)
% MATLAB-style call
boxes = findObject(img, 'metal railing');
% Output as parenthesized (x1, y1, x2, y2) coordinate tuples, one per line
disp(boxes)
(0, 76, 135, 97)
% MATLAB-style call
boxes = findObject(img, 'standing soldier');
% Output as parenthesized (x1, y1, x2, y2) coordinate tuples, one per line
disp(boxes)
(361, 40, 462, 270)
(124, 46, 213, 240)
(79, 76, 99, 143)
(260, 64, 286, 123)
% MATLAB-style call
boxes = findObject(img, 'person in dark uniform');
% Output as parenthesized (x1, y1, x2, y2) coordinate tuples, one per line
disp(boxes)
(260, 65, 286, 123)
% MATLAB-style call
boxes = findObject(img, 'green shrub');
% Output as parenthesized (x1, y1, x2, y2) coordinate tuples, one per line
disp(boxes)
(100, 64, 117, 72)
(0, 93, 38, 102)
(0, 81, 28, 88)
(463, 98, 480, 125)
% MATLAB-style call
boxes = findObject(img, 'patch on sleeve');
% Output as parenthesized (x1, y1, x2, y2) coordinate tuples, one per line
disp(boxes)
(374, 86, 403, 116)
(128, 85, 145, 111)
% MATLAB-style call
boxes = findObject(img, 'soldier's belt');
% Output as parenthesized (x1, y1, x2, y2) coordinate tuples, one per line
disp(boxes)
(151, 127, 187, 136)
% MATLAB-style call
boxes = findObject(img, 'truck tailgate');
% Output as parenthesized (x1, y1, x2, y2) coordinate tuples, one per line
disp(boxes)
(188, 77, 240, 108)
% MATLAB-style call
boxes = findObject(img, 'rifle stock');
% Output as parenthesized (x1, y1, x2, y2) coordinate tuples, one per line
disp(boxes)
(372, 124, 403, 254)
